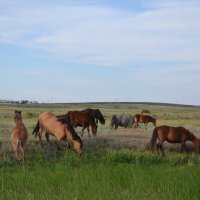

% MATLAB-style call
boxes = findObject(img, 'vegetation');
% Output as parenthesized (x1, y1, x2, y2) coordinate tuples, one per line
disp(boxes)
(1, 102, 200, 200)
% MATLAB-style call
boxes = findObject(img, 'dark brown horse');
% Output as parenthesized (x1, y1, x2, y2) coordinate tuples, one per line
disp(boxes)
(82, 108, 105, 124)
(150, 125, 200, 155)
(11, 110, 28, 162)
(57, 110, 97, 137)
(141, 109, 150, 115)
(32, 112, 83, 155)
(134, 114, 156, 130)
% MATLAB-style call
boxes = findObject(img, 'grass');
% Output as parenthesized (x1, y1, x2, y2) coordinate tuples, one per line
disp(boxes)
(1, 150, 200, 200)
(1, 102, 200, 199)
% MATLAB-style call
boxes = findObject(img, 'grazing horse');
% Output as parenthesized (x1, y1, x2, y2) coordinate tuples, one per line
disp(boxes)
(150, 125, 200, 155)
(32, 112, 83, 155)
(141, 109, 150, 115)
(134, 114, 156, 130)
(57, 111, 97, 137)
(110, 114, 134, 129)
(11, 110, 28, 162)
(82, 108, 105, 124)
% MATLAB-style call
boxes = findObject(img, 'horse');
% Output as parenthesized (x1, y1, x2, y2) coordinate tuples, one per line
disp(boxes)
(57, 110, 97, 137)
(32, 112, 83, 155)
(11, 110, 28, 162)
(82, 108, 105, 124)
(141, 109, 150, 115)
(134, 114, 156, 130)
(149, 125, 200, 155)
(110, 114, 134, 129)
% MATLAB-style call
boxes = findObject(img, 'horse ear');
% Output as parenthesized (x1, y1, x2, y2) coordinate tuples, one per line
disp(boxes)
(14, 110, 18, 113)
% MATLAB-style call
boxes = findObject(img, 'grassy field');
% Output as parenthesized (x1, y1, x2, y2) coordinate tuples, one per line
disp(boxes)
(1, 102, 200, 200)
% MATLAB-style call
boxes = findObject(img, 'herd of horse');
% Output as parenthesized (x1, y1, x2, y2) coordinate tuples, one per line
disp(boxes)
(10, 108, 200, 162)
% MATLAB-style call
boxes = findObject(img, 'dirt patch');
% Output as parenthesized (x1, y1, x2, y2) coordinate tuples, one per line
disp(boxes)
(82, 128, 152, 151)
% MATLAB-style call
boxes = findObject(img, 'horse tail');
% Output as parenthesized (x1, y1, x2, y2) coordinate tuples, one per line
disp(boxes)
(16, 139, 24, 161)
(149, 127, 158, 150)
(32, 120, 40, 137)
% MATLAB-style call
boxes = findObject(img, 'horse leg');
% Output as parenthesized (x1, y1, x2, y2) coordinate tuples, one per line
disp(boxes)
(156, 141, 164, 156)
(64, 139, 70, 149)
(81, 126, 86, 137)
(156, 143, 160, 154)
(19, 146, 24, 163)
(180, 141, 187, 153)
(56, 138, 61, 150)
(38, 127, 43, 146)
(135, 122, 139, 129)
(145, 123, 147, 130)
(87, 126, 90, 137)
(45, 132, 50, 144)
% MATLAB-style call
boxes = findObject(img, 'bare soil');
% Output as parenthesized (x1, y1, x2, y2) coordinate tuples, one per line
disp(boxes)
(83, 127, 152, 151)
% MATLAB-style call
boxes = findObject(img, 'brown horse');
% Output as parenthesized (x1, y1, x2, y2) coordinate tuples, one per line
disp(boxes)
(57, 110, 97, 137)
(82, 108, 105, 124)
(32, 112, 83, 155)
(134, 114, 156, 130)
(150, 125, 200, 155)
(141, 109, 150, 115)
(11, 110, 28, 162)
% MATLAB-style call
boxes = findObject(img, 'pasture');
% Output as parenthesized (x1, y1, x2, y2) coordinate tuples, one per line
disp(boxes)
(1, 102, 200, 200)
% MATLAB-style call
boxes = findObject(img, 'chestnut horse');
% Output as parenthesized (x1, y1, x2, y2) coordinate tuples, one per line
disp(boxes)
(32, 112, 83, 155)
(150, 125, 200, 155)
(134, 114, 156, 130)
(57, 111, 97, 137)
(82, 108, 105, 124)
(11, 110, 28, 162)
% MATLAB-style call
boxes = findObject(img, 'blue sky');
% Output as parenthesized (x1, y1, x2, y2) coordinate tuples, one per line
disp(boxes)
(0, 0, 200, 105)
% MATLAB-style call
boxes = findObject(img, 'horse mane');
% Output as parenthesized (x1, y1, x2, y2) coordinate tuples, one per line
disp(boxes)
(57, 118, 82, 146)
(178, 126, 198, 140)
(149, 115, 156, 120)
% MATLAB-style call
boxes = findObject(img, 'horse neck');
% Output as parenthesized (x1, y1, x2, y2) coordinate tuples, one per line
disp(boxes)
(14, 118, 23, 126)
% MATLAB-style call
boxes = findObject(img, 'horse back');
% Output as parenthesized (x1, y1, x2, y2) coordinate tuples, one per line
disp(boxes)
(70, 111, 95, 126)
(156, 125, 189, 142)
(39, 112, 66, 136)
(12, 123, 28, 148)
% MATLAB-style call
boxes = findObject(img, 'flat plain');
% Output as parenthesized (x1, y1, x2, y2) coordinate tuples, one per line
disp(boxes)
(1, 102, 200, 200)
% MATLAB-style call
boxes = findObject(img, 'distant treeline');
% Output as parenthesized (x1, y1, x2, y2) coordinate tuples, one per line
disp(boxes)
(0, 99, 38, 104)
(0, 100, 198, 107)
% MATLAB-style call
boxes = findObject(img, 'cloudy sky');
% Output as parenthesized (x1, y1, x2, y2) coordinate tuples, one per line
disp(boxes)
(0, 0, 200, 105)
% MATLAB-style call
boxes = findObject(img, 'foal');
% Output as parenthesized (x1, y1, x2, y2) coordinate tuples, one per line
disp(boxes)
(11, 110, 28, 162)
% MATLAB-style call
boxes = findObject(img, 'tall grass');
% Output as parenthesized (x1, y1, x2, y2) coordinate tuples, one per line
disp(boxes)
(1, 150, 200, 200)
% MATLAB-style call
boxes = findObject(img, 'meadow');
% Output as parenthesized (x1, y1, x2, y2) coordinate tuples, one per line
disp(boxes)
(1, 102, 200, 200)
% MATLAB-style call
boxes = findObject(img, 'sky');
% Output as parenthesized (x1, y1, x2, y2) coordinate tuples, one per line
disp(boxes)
(0, 0, 200, 105)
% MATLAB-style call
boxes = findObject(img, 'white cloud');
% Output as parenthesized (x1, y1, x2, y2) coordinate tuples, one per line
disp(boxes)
(0, 1, 200, 66)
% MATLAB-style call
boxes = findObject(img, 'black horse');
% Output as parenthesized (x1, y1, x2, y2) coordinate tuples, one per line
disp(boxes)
(82, 108, 105, 124)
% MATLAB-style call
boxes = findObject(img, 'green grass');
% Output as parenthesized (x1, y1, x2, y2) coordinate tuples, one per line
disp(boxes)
(1, 102, 200, 199)
(1, 150, 200, 200)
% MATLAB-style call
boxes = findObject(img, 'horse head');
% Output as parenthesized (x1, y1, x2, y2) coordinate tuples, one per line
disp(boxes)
(14, 110, 22, 122)
(151, 116, 157, 127)
(193, 137, 200, 153)
(96, 109, 105, 124)
(73, 138, 83, 156)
